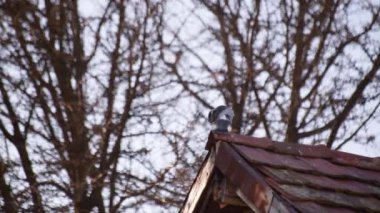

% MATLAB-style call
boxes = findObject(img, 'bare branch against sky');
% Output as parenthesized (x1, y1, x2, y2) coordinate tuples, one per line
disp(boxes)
(0, 0, 379, 212)
(163, 0, 380, 147)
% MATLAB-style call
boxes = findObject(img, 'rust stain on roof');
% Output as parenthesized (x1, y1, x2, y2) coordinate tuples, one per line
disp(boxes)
(214, 142, 274, 213)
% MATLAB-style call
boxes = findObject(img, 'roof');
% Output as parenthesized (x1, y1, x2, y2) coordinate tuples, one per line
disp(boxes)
(181, 131, 380, 213)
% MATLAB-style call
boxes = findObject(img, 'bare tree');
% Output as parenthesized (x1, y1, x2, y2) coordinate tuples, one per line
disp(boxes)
(0, 0, 188, 212)
(1, 0, 380, 212)
(163, 0, 380, 148)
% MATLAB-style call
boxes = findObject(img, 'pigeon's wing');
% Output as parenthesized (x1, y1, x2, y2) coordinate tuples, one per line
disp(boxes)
(208, 105, 228, 123)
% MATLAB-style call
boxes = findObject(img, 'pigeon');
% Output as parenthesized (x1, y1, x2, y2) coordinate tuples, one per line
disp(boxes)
(208, 105, 234, 132)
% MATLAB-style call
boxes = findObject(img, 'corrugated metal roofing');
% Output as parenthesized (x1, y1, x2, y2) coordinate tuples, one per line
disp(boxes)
(209, 131, 380, 213)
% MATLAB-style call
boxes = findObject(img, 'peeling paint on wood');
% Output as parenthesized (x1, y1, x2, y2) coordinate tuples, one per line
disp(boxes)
(181, 150, 215, 213)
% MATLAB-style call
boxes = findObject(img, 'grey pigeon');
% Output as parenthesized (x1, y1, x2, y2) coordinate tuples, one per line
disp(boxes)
(208, 106, 234, 132)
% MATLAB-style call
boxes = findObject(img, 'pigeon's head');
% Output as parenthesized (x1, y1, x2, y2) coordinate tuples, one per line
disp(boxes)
(208, 105, 234, 132)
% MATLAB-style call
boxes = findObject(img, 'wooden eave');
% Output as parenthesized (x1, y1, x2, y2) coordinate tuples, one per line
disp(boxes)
(181, 139, 295, 213)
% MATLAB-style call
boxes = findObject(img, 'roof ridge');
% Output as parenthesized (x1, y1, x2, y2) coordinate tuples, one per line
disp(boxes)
(207, 131, 380, 172)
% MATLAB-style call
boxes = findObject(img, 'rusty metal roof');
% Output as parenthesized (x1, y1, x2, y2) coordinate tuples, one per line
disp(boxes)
(208, 131, 380, 213)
